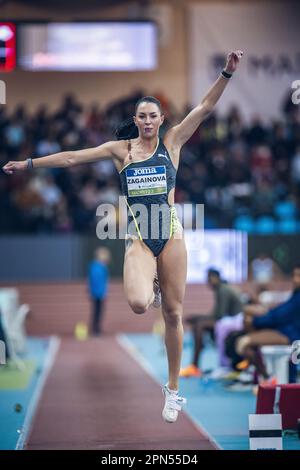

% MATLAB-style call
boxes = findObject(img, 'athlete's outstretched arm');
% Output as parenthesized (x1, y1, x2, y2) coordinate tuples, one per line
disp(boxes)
(171, 50, 243, 148)
(2, 140, 119, 175)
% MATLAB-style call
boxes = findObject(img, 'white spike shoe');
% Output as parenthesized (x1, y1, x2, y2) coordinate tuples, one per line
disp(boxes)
(162, 384, 187, 423)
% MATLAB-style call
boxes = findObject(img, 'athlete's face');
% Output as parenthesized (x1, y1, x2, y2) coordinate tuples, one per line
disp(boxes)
(134, 102, 164, 139)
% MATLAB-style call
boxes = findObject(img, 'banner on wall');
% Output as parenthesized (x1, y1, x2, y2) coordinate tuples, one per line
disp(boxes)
(185, 229, 248, 284)
(0, 23, 16, 72)
(188, 2, 300, 122)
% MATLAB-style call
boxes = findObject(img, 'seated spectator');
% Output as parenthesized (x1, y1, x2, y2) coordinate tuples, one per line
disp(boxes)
(180, 268, 243, 377)
(235, 265, 300, 382)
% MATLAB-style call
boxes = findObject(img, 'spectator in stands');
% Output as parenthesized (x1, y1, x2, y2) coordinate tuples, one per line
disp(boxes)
(36, 131, 61, 157)
(249, 252, 283, 292)
(291, 145, 300, 185)
(1, 92, 300, 234)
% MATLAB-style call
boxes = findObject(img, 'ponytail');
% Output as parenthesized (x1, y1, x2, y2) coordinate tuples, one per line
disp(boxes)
(115, 117, 138, 141)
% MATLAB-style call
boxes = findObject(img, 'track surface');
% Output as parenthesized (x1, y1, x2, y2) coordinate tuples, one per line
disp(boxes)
(27, 337, 216, 450)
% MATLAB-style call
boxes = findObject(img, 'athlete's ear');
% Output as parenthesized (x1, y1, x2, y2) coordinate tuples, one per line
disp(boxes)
(133, 115, 137, 126)
(160, 114, 165, 125)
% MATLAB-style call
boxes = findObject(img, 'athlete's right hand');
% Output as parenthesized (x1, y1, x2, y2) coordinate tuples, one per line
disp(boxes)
(2, 160, 27, 175)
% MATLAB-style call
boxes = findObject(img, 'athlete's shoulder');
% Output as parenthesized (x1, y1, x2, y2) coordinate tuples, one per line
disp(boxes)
(109, 139, 129, 158)
(163, 126, 181, 151)
(162, 128, 181, 169)
(110, 139, 126, 151)
(108, 140, 128, 172)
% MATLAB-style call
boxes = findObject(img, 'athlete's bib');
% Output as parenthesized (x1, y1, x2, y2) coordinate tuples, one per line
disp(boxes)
(126, 165, 167, 197)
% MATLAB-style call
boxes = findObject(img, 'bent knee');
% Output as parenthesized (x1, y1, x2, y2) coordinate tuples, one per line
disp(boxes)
(236, 335, 251, 356)
(128, 298, 149, 315)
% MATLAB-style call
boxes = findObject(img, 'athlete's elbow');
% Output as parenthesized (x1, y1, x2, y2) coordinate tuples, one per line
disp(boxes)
(64, 152, 75, 168)
(201, 101, 213, 115)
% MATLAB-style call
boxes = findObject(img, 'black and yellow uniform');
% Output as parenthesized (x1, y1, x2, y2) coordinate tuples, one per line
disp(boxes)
(119, 137, 181, 257)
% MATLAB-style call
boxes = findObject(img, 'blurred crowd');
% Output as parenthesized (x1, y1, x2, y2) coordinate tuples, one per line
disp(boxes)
(0, 89, 300, 233)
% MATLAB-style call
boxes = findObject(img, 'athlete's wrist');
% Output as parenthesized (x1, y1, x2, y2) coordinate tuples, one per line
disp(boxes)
(26, 158, 34, 170)
(221, 69, 233, 79)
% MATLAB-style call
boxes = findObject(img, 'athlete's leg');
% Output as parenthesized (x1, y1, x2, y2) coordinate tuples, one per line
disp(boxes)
(157, 235, 187, 391)
(123, 238, 157, 314)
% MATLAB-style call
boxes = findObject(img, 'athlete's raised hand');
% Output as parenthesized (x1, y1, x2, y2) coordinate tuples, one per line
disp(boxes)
(224, 50, 244, 74)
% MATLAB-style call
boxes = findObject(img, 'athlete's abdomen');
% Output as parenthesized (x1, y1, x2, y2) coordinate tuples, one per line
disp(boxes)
(119, 139, 177, 256)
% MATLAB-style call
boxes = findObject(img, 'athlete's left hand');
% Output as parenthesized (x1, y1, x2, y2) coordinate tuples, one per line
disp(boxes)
(224, 50, 244, 74)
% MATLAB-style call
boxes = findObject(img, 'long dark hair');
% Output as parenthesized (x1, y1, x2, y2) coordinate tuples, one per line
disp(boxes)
(115, 96, 162, 141)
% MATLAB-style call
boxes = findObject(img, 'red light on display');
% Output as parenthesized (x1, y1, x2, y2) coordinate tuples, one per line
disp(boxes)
(0, 23, 16, 72)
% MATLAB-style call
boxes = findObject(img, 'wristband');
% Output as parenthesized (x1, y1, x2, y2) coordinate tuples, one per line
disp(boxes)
(221, 70, 232, 79)
(27, 158, 34, 169)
